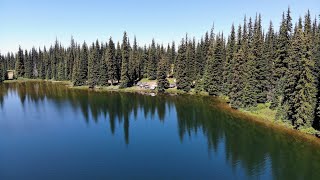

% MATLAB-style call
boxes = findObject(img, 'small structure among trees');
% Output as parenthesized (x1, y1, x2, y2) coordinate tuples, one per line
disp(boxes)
(6, 70, 15, 80)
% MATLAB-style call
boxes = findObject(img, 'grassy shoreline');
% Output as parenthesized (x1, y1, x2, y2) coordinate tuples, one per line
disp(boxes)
(3, 78, 320, 145)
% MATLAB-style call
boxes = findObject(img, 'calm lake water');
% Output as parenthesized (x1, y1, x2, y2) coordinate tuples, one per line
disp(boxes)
(1, 82, 320, 179)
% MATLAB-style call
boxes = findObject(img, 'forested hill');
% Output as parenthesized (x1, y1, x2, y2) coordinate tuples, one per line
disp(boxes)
(0, 9, 320, 131)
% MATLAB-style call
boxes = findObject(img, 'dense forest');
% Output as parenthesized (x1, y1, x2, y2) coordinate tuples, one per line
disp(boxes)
(0, 9, 320, 130)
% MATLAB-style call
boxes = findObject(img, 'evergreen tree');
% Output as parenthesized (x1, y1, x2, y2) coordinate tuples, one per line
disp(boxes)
(119, 32, 131, 88)
(175, 39, 191, 91)
(281, 21, 303, 122)
(98, 48, 108, 86)
(230, 25, 246, 108)
(0, 56, 3, 82)
(293, 16, 317, 128)
(142, 46, 149, 77)
(223, 24, 236, 95)
(38, 48, 45, 79)
(105, 37, 117, 85)
(115, 42, 122, 82)
(264, 21, 276, 101)
(315, 17, 320, 128)
(242, 17, 256, 107)
(188, 38, 196, 81)
(253, 14, 268, 103)
(15, 46, 25, 78)
(157, 56, 169, 92)
(148, 39, 157, 80)
(272, 9, 292, 108)
(72, 45, 81, 83)
(195, 40, 204, 77)
(203, 34, 224, 96)
(88, 43, 99, 87)
(66, 37, 76, 80)
(74, 42, 88, 86)
(52, 39, 60, 79)
(129, 36, 139, 82)
(24, 50, 32, 78)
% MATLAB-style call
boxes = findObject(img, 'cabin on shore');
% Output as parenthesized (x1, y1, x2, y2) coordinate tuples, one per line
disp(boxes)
(6, 70, 15, 80)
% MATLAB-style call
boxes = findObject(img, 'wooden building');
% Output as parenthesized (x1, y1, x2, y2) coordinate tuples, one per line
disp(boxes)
(6, 70, 15, 80)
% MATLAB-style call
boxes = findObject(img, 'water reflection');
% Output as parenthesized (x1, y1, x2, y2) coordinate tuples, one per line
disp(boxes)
(0, 82, 320, 179)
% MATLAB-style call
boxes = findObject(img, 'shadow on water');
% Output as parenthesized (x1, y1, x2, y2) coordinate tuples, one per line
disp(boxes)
(1, 81, 320, 179)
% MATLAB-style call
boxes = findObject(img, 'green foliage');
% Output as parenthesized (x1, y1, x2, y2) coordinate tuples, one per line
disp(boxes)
(15, 47, 25, 78)
(0, 58, 3, 82)
(175, 39, 192, 92)
(73, 42, 88, 86)
(157, 56, 169, 92)
(203, 34, 224, 96)
(230, 25, 245, 109)
(252, 15, 269, 103)
(223, 24, 236, 95)
(272, 9, 292, 108)
(88, 43, 99, 87)
(148, 39, 157, 80)
(119, 32, 131, 88)
(3, 9, 320, 131)
(115, 42, 122, 82)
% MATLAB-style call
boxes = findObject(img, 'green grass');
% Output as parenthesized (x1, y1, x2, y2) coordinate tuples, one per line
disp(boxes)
(4, 78, 43, 83)
(240, 103, 277, 122)
(4, 78, 72, 85)
(139, 78, 175, 84)
(167, 78, 175, 84)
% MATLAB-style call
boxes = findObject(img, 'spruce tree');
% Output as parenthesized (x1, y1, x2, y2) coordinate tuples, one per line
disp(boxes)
(253, 14, 268, 103)
(195, 40, 204, 77)
(119, 32, 131, 88)
(281, 22, 303, 122)
(72, 45, 81, 84)
(65, 37, 76, 80)
(188, 38, 196, 82)
(52, 39, 60, 79)
(115, 42, 122, 82)
(223, 24, 236, 95)
(241, 17, 256, 108)
(203, 34, 224, 96)
(15, 46, 25, 78)
(293, 17, 317, 128)
(24, 50, 32, 78)
(315, 17, 320, 128)
(175, 39, 191, 91)
(129, 36, 139, 82)
(105, 37, 117, 85)
(230, 25, 246, 109)
(88, 43, 99, 87)
(264, 21, 276, 101)
(74, 42, 88, 86)
(142, 46, 148, 77)
(148, 39, 157, 80)
(0, 57, 3, 82)
(38, 48, 46, 79)
(272, 9, 292, 108)
(157, 56, 169, 92)
(98, 49, 108, 86)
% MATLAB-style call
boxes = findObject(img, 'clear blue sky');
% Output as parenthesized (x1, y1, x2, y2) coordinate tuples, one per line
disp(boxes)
(0, 0, 319, 53)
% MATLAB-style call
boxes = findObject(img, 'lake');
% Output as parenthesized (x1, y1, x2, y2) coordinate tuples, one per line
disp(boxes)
(0, 82, 320, 179)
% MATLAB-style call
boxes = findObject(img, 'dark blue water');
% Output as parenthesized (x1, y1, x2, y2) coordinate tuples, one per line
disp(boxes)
(0, 82, 320, 179)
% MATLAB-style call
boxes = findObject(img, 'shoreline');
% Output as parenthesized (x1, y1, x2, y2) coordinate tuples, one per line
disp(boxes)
(3, 78, 320, 146)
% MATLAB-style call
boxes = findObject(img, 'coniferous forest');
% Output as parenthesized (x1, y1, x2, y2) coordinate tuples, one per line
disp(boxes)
(1, 9, 320, 131)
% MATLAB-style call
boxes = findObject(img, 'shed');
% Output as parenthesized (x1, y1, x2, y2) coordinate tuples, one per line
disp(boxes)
(6, 70, 15, 80)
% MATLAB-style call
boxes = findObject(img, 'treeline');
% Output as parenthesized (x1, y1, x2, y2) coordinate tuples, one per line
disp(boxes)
(0, 9, 320, 130)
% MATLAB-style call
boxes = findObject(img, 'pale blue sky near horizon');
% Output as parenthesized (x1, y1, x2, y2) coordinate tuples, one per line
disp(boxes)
(0, 0, 319, 54)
